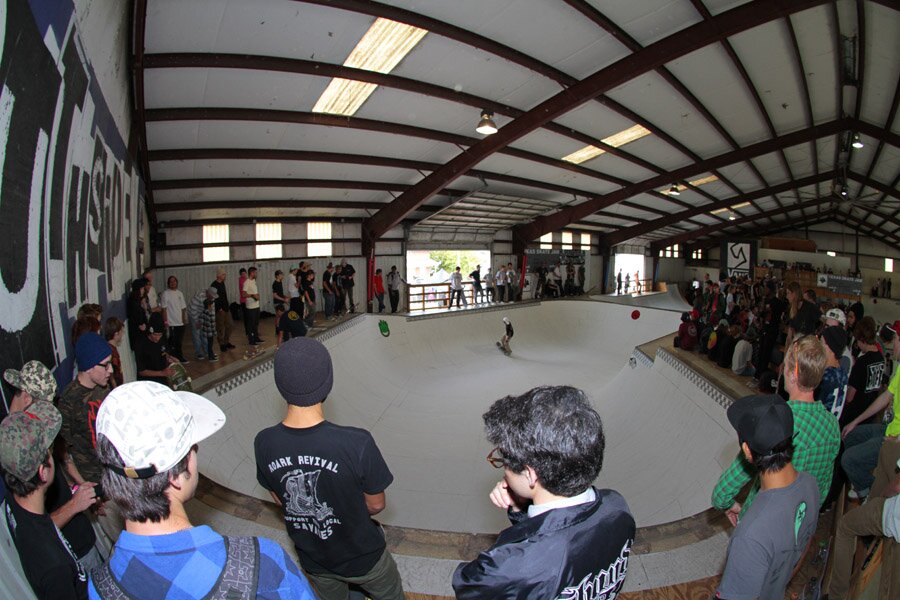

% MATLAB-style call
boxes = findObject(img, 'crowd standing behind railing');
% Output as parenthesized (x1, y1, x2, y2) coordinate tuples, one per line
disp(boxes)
(3, 258, 897, 599)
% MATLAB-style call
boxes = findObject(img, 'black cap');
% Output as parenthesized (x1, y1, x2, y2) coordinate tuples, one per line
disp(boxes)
(148, 312, 165, 334)
(727, 394, 794, 455)
(131, 277, 149, 291)
(821, 326, 847, 357)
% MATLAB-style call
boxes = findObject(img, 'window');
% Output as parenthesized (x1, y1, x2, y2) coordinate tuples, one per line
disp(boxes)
(539, 233, 552, 250)
(256, 223, 283, 259)
(561, 231, 573, 250)
(580, 233, 591, 250)
(660, 244, 680, 259)
(691, 249, 704, 260)
(887, 258, 894, 273)
(308, 222, 332, 257)
(826, 251, 836, 257)
(202, 225, 230, 263)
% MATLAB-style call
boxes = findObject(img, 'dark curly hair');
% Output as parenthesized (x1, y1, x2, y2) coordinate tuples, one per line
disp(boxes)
(483, 386, 605, 497)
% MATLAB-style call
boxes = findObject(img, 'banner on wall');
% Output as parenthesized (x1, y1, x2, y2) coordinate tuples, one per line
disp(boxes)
(524, 249, 586, 269)
(720, 240, 757, 278)
(0, 0, 144, 412)
(816, 273, 863, 296)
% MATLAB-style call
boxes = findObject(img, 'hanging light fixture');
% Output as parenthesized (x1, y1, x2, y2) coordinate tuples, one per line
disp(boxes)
(851, 133, 864, 149)
(476, 110, 498, 135)
(728, 211, 736, 221)
(667, 184, 681, 196)
(841, 185, 849, 197)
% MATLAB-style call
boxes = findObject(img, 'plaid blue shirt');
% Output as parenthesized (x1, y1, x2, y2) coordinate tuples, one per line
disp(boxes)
(88, 525, 315, 599)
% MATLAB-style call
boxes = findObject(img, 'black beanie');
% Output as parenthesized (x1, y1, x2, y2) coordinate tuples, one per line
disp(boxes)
(274, 337, 334, 407)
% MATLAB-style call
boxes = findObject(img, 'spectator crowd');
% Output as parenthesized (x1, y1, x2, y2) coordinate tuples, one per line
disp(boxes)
(1, 261, 897, 600)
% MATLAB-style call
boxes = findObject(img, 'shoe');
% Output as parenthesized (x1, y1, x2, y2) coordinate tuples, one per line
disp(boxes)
(225, 343, 236, 350)
(256, 339, 265, 344)
(220, 345, 228, 352)
(196, 355, 207, 361)
(180, 358, 190, 365)
(209, 355, 219, 362)
(848, 488, 868, 500)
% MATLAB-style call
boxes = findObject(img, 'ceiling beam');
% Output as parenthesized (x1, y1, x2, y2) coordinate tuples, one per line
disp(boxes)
(515, 116, 896, 244)
(606, 170, 837, 245)
(516, 117, 853, 243)
(152, 177, 470, 196)
(145, 107, 632, 188)
(837, 211, 900, 249)
(651, 196, 837, 248)
(695, 213, 837, 250)
(562, 0, 769, 219)
(143, 53, 665, 177)
(362, 0, 830, 241)
(148, 148, 651, 224)
(132, 0, 156, 228)
(154, 200, 441, 214)
(786, 15, 821, 200)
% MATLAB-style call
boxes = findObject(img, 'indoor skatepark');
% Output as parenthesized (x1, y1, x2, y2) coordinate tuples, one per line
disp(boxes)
(200, 298, 736, 533)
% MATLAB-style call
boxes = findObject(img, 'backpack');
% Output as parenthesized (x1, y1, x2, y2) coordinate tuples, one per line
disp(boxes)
(92, 536, 260, 600)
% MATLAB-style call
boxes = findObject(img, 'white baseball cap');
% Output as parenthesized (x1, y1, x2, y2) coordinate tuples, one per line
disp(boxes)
(96, 381, 225, 479)
(822, 308, 846, 326)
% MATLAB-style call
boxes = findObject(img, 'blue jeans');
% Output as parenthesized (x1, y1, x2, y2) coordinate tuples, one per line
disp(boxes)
(324, 291, 335, 318)
(189, 317, 206, 358)
(375, 293, 385, 312)
(841, 423, 886, 494)
(735, 365, 755, 377)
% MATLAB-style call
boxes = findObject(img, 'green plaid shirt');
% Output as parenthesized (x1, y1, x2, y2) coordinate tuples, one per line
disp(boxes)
(712, 399, 840, 516)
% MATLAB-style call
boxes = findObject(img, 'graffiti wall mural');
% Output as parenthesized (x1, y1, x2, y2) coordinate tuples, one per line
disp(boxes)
(0, 0, 144, 412)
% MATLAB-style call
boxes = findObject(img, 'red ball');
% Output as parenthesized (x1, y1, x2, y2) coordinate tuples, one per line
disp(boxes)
(631, 310, 641, 320)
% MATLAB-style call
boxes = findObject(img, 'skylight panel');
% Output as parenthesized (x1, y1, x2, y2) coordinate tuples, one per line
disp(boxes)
(562, 125, 651, 164)
(710, 202, 751, 215)
(661, 175, 720, 195)
(312, 18, 428, 116)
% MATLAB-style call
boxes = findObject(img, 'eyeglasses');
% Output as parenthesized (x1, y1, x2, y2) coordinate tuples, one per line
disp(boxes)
(96, 361, 113, 371)
(486, 447, 506, 469)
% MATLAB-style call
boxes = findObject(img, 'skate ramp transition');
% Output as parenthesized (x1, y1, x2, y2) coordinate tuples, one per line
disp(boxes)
(591, 285, 692, 312)
(200, 300, 737, 534)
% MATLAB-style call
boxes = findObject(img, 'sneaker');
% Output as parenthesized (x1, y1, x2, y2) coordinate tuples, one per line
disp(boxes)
(196, 355, 207, 361)
(180, 358, 190, 365)
(209, 355, 219, 362)
(848, 488, 868, 500)
(226, 343, 236, 350)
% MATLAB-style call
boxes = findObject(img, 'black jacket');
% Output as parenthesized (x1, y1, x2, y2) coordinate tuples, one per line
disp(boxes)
(452, 488, 635, 599)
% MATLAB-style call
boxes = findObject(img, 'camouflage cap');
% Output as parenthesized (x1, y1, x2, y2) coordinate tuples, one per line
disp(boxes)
(0, 401, 61, 481)
(3, 361, 57, 403)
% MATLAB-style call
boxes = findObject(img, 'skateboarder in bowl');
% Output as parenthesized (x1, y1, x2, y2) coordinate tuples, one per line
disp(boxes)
(497, 317, 514, 355)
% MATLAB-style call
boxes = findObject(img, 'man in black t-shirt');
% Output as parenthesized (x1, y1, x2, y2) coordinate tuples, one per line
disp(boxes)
(135, 313, 175, 386)
(322, 263, 336, 320)
(254, 338, 403, 600)
(276, 300, 309, 347)
(272, 270, 289, 311)
(1, 401, 98, 599)
(340, 259, 356, 313)
(842, 317, 886, 428)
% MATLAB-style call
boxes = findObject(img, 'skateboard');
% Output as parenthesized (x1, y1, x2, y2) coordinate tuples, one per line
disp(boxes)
(167, 362, 193, 392)
(243, 345, 269, 360)
(496, 341, 511, 356)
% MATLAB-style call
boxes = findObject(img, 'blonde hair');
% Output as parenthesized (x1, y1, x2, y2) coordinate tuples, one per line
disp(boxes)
(785, 335, 826, 391)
